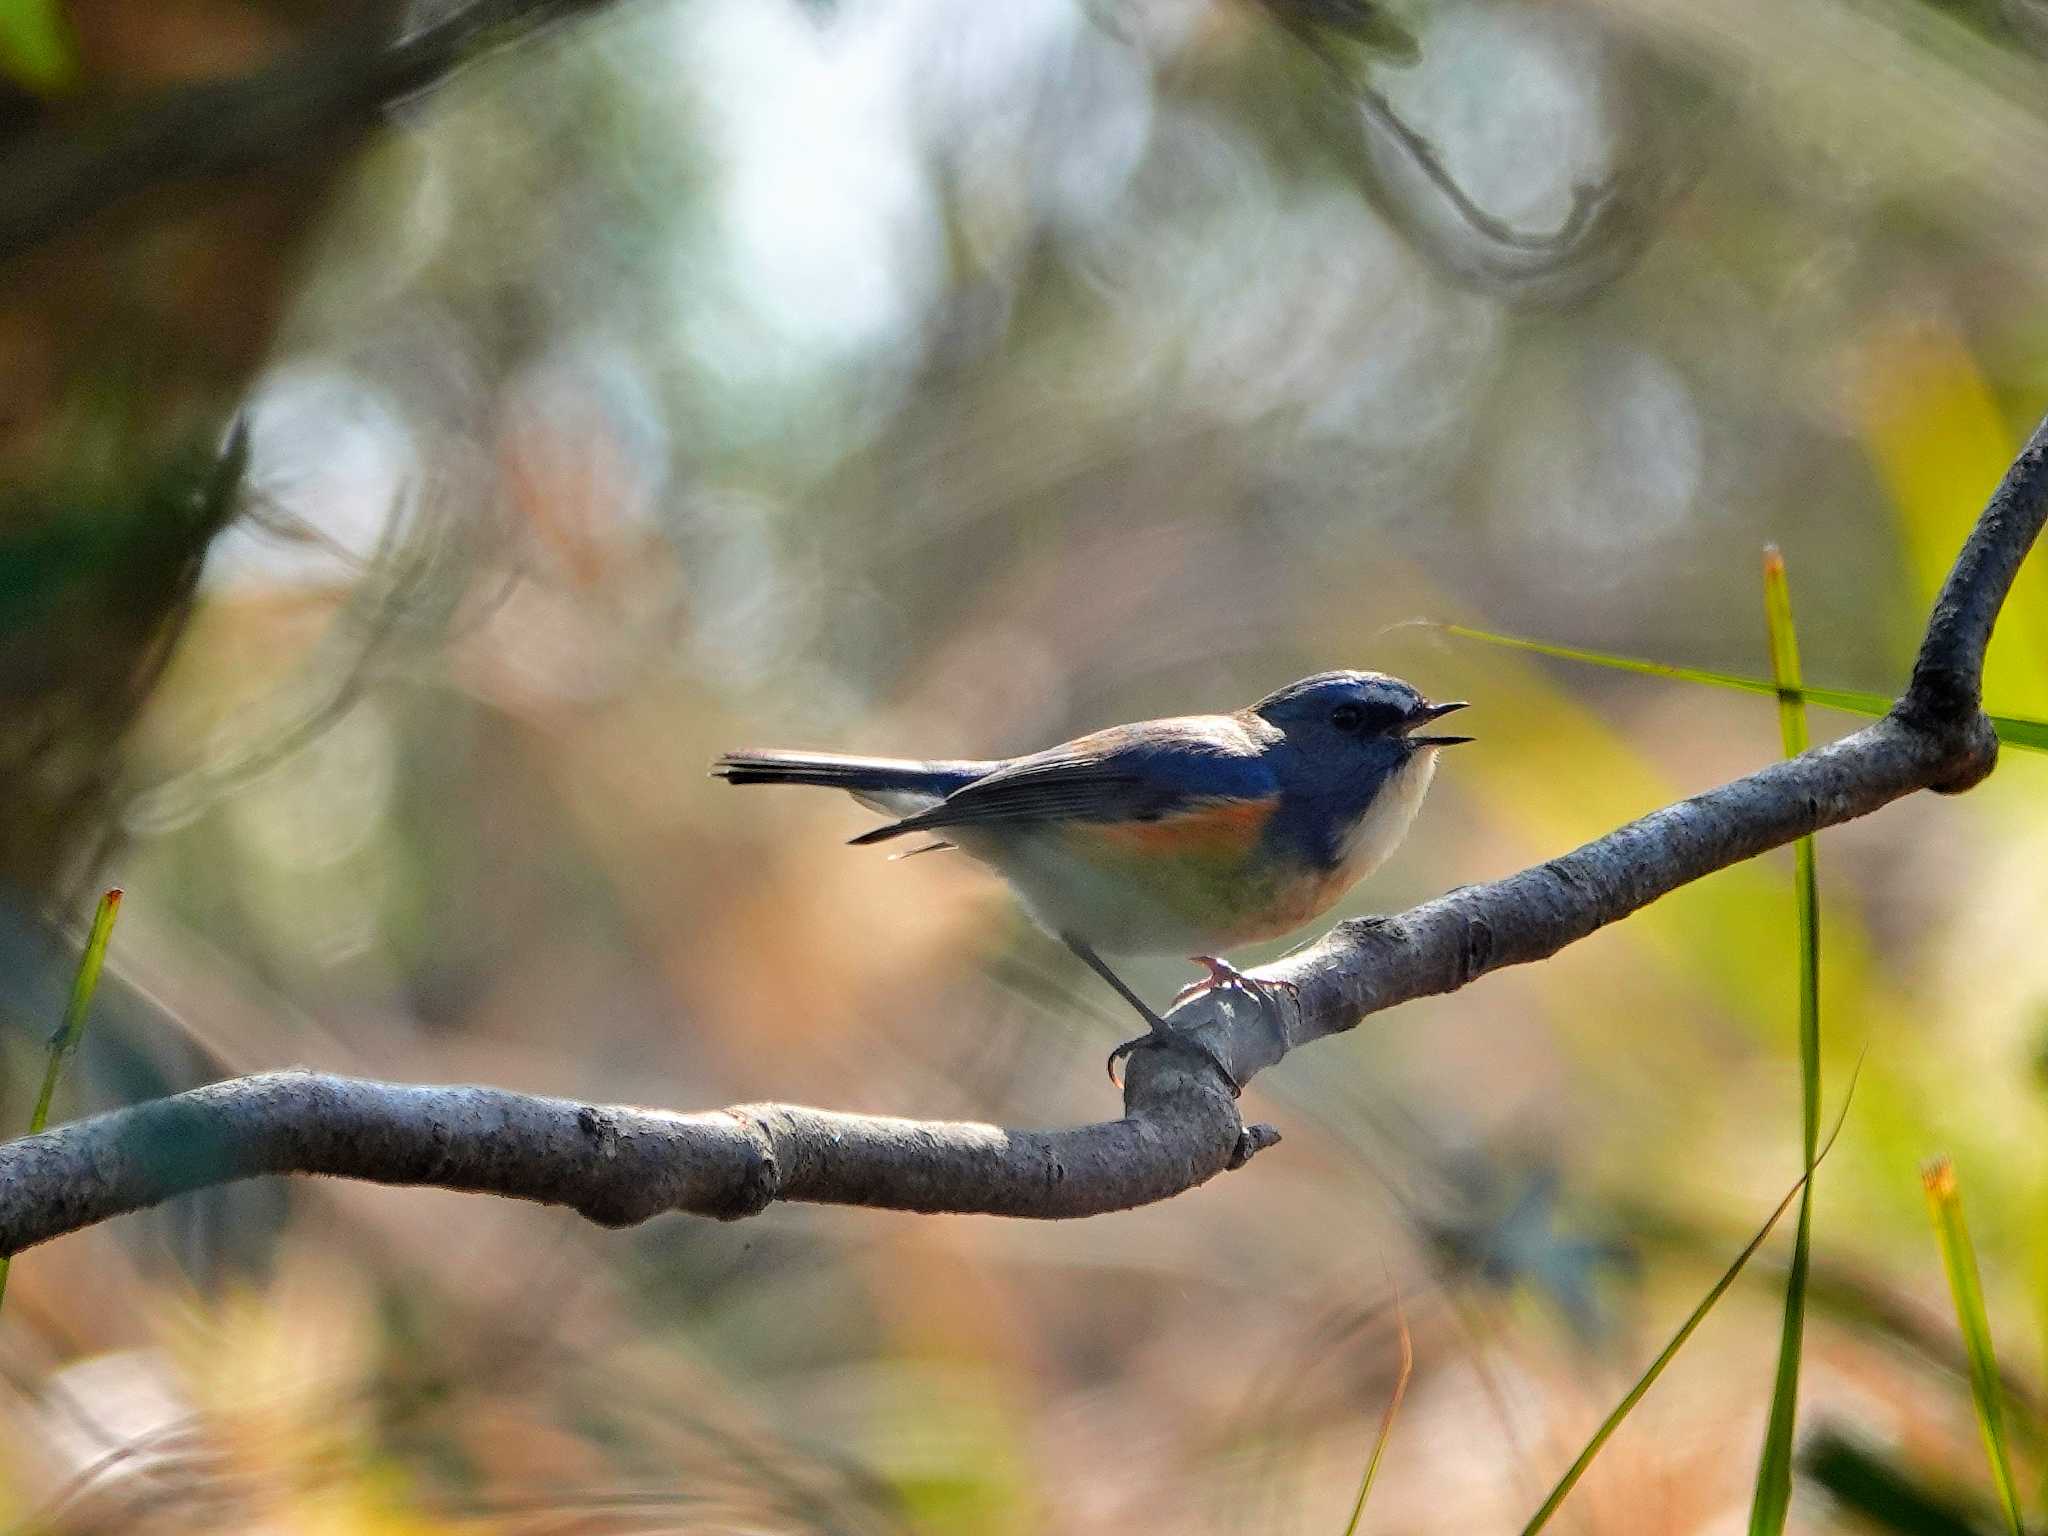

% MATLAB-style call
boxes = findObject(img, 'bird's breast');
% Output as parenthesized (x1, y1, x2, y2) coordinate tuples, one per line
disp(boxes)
(1231, 748, 1441, 939)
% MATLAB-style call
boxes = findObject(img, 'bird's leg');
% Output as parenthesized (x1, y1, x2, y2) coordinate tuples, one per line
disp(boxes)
(1062, 936, 1239, 1095)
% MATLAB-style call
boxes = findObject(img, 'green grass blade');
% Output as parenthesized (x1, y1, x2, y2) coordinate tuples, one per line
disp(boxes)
(1985, 714, 2048, 750)
(1747, 549, 1822, 1536)
(1763, 549, 1812, 765)
(26, 888, 121, 1136)
(1518, 1068, 1860, 1536)
(1339, 1288, 1413, 1536)
(1436, 623, 2048, 753)
(0, 888, 121, 1315)
(1923, 1158, 2025, 1536)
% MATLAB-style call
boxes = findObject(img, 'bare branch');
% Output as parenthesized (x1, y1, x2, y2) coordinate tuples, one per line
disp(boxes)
(1322, 51, 1681, 304)
(1906, 421, 2048, 746)
(0, 1067, 1258, 1251)
(1, 411, 2042, 1252)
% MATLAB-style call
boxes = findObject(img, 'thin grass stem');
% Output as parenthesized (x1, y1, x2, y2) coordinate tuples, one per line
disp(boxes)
(1339, 1284, 1413, 1536)
(1924, 1158, 2025, 1536)
(1747, 548, 1821, 1535)
(0, 888, 121, 1314)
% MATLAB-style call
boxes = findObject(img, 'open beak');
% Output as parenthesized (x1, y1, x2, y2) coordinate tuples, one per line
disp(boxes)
(1404, 699, 1472, 747)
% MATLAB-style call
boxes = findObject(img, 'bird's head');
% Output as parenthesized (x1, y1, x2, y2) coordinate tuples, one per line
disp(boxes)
(1248, 671, 1471, 758)
(1248, 670, 1471, 866)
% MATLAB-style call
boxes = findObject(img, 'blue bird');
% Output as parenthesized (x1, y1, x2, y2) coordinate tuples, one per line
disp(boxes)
(714, 672, 1470, 1090)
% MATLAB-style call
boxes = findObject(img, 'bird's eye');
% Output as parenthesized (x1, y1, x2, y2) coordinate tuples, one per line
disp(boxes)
(1331, 700, 1412, 735)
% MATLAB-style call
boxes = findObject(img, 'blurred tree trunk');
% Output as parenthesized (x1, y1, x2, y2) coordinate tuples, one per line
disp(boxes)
(0, 0, 403, 903)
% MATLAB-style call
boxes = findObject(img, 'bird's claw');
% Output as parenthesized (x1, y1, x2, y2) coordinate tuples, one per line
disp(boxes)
(1171, 955, 1301, 1015)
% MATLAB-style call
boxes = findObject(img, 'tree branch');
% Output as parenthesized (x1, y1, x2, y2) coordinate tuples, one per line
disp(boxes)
(0, 0, 626, 264)
(1351, 78, 1649, 296)
(2, 411, 2043, 1253)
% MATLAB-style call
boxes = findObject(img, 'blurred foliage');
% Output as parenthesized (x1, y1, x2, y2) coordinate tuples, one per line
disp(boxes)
(1803, 1426, 1998, 1536)
(0, 429, 242, 899)
(1520, 1128, 1835, 1534)
(0, 0, 73, 93)
(1, 0, 2047, 1531)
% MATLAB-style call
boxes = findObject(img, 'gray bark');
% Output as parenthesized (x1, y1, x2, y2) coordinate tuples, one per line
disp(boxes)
(1, 414, 2042, 1252)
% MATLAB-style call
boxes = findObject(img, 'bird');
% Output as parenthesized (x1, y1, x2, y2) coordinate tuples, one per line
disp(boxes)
(712, 671, 1470, 1091)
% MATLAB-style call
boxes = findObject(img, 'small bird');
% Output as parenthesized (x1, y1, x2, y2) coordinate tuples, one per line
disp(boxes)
(713, 671, 1469, 1089)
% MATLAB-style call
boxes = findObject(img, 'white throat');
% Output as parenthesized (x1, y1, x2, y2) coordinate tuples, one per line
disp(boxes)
(1335, 748, 1439, 882)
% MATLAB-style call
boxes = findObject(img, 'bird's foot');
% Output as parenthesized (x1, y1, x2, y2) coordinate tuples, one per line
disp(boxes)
(1106, 1028, 1240, 1098)
(1171, 955, 1301, 1015)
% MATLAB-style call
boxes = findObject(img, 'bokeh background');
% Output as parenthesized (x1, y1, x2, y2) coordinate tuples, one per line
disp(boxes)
(5, 0, 2048, 1529)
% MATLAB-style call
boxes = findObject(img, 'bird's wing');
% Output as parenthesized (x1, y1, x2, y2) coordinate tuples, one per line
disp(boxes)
(847, 717, 1274, 845)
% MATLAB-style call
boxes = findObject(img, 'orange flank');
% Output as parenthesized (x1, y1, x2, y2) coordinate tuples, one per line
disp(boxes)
(1086, 796, 1277, 856)
(1051, 794, 1335, 948)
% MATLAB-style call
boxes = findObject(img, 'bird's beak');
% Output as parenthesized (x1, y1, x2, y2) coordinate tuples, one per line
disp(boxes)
(1404, 699, 1472, 747)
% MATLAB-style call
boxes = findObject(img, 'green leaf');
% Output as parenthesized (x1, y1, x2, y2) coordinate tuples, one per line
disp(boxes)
(1339, 1288, 1412, 1536)
(1517, 1069, 1859, 1535)
(1747, 548, 1822, 1536)
(0, 0, 77, 93)
(1923, 1158, 2025, 1536)
(0, 888, 121, 1316)
(1437, 623, 2048, 754)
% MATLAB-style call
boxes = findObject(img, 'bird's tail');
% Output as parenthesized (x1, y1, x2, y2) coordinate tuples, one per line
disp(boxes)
(710, 750, 990, 816)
